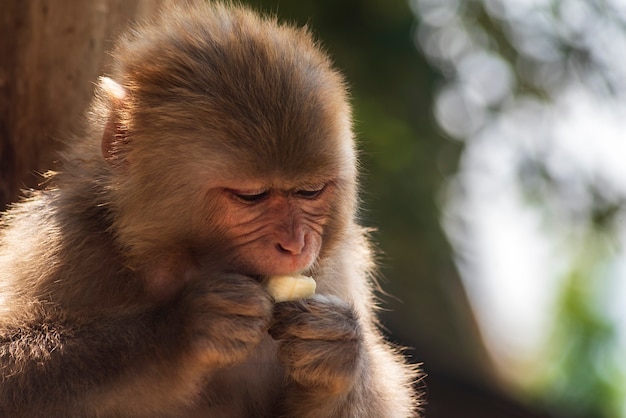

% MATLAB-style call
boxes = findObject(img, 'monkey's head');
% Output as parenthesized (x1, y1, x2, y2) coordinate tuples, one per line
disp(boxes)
(94, 4, 358, 285)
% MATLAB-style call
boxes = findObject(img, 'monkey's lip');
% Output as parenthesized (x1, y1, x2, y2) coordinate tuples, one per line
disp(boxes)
(250, 271, 311, 283)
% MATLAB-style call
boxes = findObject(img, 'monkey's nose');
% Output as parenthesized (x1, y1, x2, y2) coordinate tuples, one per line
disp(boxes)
(276, 238, 305, 255)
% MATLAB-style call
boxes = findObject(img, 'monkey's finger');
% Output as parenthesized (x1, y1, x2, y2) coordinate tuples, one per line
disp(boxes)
(186, 275, 273, 318)
(268, 296, 359, 341)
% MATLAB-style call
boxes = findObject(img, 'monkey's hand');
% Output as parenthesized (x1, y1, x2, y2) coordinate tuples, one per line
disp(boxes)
(268, 294, 362, 395)
(182, 273, 273, 369)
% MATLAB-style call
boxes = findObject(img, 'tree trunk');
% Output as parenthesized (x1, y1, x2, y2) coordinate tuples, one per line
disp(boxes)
(0, 0, 170, 211)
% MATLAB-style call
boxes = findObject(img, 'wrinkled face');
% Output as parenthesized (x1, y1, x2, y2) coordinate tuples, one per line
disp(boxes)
(214, 178, 336, 278)
(211, 180, 335, 277)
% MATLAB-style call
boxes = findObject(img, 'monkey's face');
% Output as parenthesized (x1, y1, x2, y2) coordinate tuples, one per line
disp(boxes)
(214, 179, 335, 278)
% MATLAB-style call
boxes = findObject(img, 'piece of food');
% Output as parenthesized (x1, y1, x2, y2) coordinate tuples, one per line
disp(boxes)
(263, 274, 317, 302)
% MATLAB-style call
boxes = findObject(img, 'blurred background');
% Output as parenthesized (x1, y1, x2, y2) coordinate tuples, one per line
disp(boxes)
(2, 0, 626, 417)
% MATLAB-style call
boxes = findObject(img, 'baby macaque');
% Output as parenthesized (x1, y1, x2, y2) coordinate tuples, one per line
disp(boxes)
(0, 2, 419, 417)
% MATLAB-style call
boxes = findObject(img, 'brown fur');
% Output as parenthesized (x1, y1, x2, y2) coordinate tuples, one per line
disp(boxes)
(0, 2, 419, 417)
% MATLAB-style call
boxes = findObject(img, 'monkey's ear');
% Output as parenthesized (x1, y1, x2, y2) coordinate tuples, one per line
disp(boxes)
(99, 77, 128, 165)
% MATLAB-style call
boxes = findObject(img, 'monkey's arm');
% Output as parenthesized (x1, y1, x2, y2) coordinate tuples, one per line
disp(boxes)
(0, 307, 158, 416)
(269, 295, 418, 418)
(0, 274, 273, 417)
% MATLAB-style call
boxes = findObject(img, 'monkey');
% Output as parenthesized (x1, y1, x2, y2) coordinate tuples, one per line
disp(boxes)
(0, 2, 419, 417)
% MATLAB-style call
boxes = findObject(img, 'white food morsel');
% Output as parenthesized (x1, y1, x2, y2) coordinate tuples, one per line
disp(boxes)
(264, 274, 317, 302)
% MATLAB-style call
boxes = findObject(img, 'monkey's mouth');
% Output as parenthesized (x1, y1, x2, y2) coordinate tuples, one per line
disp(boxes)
(249, 271, 313, 283)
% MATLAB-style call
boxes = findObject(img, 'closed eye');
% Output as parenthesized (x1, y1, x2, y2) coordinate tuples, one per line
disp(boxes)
(294, 184, 326, 199)
(230, 190, 269, 203)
